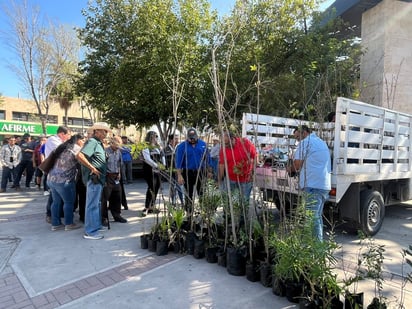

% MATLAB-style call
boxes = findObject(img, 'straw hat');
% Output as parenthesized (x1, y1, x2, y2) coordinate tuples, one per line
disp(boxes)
(87, 122, 113, 134)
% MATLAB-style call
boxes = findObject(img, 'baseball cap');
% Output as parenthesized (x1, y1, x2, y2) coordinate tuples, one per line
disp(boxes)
(187, 128, 198, 140)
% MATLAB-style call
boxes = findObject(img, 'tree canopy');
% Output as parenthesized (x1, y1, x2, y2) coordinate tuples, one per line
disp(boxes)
(77, 0, 216, 138)
(2, 0, 80, 133)
(77, 0, 361, 135)
(3, 0, 361, 136)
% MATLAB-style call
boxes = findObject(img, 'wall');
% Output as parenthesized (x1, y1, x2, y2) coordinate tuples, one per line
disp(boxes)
(360, 0, 412, 114)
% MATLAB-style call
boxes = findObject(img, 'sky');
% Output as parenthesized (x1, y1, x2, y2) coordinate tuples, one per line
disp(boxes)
(0, 0, 333, 99)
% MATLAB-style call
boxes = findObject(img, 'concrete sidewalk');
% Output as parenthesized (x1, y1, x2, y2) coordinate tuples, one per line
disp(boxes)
(0, 179, 294, 309)
(1, 178, 411, 308)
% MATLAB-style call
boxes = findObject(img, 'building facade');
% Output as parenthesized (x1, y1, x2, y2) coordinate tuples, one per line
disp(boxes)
(326, 0, 412, 114)
(0, 96, 93, 140)
(360, 0, 412, 113)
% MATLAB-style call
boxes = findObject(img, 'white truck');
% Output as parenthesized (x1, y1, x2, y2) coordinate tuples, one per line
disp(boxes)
(242, 97, 412, 236)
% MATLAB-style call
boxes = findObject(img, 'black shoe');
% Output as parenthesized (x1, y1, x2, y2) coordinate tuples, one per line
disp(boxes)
(123, 205, 128, 210)
(114, 216, 127, 223)
(102, 218, 109, 227)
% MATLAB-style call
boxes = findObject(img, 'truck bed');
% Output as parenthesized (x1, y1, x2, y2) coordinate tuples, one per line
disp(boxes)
(244, 97, 412, 204)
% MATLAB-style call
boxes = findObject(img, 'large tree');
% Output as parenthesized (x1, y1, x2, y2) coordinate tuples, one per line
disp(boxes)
(2, 0, 80, 133)
(213, 0, 361, 122)
(77, 0, 216, 139)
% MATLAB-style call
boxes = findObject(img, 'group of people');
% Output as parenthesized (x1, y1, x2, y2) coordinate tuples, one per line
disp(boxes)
(139, 124, 330, 242)
(51, 122, 129, 240)
(1, 122, 331, 242)
(0, 133, 42, 192)
(140, 127, 258, 217)
(0, 123, 131, 240)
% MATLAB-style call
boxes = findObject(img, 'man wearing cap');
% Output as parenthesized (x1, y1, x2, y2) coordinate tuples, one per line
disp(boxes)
(76, 122, 112, 240)
(175, 128, 211, 214)
(12, 133, 36, 190)
(120, 136, 133, 184)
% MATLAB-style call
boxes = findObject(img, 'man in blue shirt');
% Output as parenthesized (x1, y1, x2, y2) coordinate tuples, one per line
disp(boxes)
(289, 125, 331, 242)
(175, 128, 211, 214)
(120, 136, 133, 184)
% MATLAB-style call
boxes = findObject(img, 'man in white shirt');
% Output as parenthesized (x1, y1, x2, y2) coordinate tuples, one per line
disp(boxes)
(45, 126, 71, 157)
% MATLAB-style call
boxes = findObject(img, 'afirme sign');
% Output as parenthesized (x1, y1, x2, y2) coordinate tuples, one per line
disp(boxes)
(0, 121, 59, 136)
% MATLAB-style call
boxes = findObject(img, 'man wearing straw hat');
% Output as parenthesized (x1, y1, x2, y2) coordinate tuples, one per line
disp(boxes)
(76, 122, 112, 240)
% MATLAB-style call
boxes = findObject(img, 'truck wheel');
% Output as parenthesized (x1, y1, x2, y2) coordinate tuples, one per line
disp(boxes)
(360, 190, 385, 236)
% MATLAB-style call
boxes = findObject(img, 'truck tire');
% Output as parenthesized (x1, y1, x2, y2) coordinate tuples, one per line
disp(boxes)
(360, 190, 385, 236)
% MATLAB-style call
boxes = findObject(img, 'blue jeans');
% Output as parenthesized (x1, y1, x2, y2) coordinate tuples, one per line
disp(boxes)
(121, 161, 133, 183)
(303, 187, 330, 242)
(84, 180, 103, 235)
(210, 158, 219, 180)
(1, 166, 16, 190)
(229, 180, 252, 206)
(47, 180, 76, 226)
(169, 175, 185, 206)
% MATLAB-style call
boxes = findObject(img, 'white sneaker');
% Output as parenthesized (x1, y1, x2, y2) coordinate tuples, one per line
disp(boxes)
(83, 233, 104, 240)
(43, 191, 50, 196)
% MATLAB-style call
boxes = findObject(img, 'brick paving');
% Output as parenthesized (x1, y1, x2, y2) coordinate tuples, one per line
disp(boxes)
(0, 213, 180, 309)
(1, 180, 411, 308)
(0, 186, 179, 309)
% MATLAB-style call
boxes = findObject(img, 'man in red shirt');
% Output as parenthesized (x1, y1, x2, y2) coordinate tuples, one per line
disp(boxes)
(217, 130, 257, 204)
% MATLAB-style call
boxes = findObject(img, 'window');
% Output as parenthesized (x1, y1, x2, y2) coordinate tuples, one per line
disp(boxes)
(68, 117, 92, 126)
(12, 112, 28, 121)
(0, 110, 5, 120)
(47, 115, 58, 124)
(28, 114, 40, 123)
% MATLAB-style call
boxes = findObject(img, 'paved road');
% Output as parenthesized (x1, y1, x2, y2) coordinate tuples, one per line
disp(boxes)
(0, 176, 411, 308)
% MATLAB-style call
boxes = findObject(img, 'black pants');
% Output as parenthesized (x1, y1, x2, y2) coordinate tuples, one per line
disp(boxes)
(75, 177, 87, 221)
(120, 182, 128, 207)
(182, 169, 206, 212)
(101, 182, 122, 221)
(14, 160, 35, 187)
(143, 164, 161, 209)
